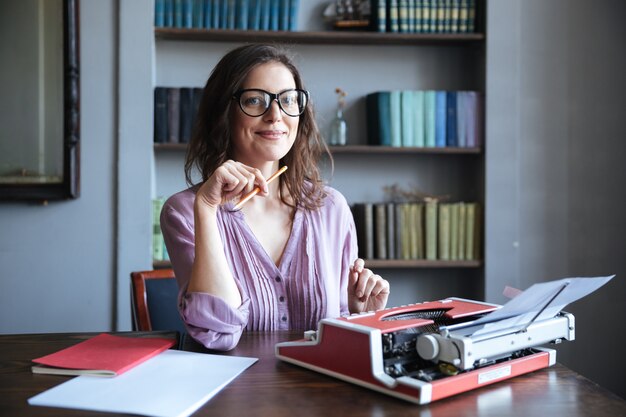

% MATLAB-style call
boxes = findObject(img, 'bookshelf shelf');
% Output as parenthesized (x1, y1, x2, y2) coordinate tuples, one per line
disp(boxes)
(154, 143, 482, 155)
(153, 259, 481, 270)
(155, 28, 484, 46)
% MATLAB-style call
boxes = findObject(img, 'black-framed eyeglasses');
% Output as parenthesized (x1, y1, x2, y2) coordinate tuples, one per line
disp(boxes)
(233, 88, 309, 117)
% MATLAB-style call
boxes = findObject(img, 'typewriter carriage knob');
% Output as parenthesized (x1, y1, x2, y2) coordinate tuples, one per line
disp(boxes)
(416, 334, 440, 361)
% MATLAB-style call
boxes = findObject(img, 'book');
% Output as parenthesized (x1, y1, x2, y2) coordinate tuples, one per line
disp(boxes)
(155, 0, 165, 27)
(387, 0, 399, 32)
(288, 0, 299, 30)
(425, 198, 438, 260)
(365, 92, 391, 146)
(438, 203, 450, 260)
(413, 90, 425, 147)
(154, 87, 168, 143)
(400, 90, 414, 147)
(445, 91, 457, 146)
(389, 90, 402, 147)
(352, 203, 374, 260)
(386, 203, 396, 260)
(167, 88, 181, 143)
(182, 0, 193, 28)
(449, 202, 459, 260)
(374, 203, 387, 259)
(371, 0, 387, 32)
(203, 0, 213, 28)
(179, 87, 194, 144)
(153, 197, 165, 261)
(395, 203, 408, 260)
(31, 333, 176, 377)
(409, 202, 424, 259)
(270, 0, 280, 30)
(456, 91, 467, 147)
(424, 90, 436, 146)
(192, 0, 204, 28)
(435, 90, 447, 147)
(174, 0, 183, 27)
(279, 0, 289, 30)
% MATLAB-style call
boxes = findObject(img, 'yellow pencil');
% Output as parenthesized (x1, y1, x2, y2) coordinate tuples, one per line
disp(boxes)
(232, 166, 288, 210)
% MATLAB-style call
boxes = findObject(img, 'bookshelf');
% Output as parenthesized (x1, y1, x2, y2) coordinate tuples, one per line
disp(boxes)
(152, 1, 486, 299)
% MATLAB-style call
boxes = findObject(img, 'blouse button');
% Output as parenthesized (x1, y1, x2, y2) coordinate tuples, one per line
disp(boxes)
(275, 276, 281, 283)
(279, 296, 285, 302)
(281, 316, 287, 322)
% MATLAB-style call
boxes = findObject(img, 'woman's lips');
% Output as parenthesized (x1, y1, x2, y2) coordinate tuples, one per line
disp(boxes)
(256, 129, 286, 139)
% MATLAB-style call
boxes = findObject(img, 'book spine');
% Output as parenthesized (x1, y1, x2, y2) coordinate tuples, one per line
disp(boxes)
(430, 0, 438, 33)
(375, 203, 388, 259)
(153, 198, 165, 261)
(155, 0, 165, 27)
(386, 203, 396, 260)
(237, 0, 250, 29)
(227, 0, 236, 29)
(388, 0, 399, 32)
(413, 90, 425, 147)
(398, 0, 409, 33)
(424, 90, 436, 147)
(182, 0, 194, 28)
(435, 90, 447, 147)
(395, 203, 406, 260)
(400, 90, 414, 147)
(437, 0, 445, 33)
(164, 0, 174, 27)
(450, 0, 460, 33)
(203, 0, 212, 28)
(352, 203, 375, 260)
(389, 91, 402, 147)
(443, 0, 451, 33)
(446, 91, 457, 147)
(212, 0, 220, 28)
(456, 91, 466, 147)
(154, 87, 168, 143)
(248, 0, 261, 30)
(438, 203, 450, 260)
(468, 0, 475, 32)
(179, 87, 194, 144)
(415, 0, 422, 33)
(167, 87, 181, 143)
(457, 202, 466, 260)
(374, 0, 387, 32)
(261, 0, 271, 30)
(174, 0, 183, 27)
(289, 0, 299, 31)
(425, 199, 438, 260)
(270, 0, 280, 30)
(449, 202, 459, 260)
(465, 202, 475, 260)
(408, 0, 415, 32)
(421, 0, 429, 32)
(279, 0, 289, 30)
(459, 0, 468, 33)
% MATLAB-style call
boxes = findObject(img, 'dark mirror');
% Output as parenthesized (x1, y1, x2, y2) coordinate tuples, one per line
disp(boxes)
(0, 0, 79, 202)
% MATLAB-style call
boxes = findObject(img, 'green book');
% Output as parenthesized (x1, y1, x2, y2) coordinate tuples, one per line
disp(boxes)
(457, 202, 466, 260)
(450, 202, 459, 260)
(152, 197, 165, 261)
(465, 202, 476, 260)
(425, 198, 438, 260)
(438, 203, 450, 260)
(412, 202, 424, 259)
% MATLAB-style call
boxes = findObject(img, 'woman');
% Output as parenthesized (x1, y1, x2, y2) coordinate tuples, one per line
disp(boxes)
(161, 44, 389, 350)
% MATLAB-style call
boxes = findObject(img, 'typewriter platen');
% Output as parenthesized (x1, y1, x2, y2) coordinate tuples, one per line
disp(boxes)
(275, 276, 612, 404)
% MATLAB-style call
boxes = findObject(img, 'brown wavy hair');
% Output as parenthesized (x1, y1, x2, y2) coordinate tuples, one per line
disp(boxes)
(184, 44, 331, 210)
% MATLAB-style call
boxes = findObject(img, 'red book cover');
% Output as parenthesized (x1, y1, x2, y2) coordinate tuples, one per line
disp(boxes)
(31, 333, 176, 377)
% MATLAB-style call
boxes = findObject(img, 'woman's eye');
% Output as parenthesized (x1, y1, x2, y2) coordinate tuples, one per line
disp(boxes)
(244, 96, 263, 106)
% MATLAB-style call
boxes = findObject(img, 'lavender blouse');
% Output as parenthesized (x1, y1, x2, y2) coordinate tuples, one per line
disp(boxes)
(160, 186, 358, 350)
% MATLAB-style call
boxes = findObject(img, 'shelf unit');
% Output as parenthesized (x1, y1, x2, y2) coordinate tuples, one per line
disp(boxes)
(153, 6, 486, 288)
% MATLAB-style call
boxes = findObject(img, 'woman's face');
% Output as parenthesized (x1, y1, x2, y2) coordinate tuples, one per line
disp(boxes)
(230, 62, 299, 167)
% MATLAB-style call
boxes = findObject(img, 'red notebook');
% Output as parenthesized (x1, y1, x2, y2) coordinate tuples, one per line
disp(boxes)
(31, 333, 176, 377)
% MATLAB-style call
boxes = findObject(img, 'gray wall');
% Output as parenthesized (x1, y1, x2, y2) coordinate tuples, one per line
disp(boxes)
(486, 0, 626, 399)
(0, 0, 624, 401)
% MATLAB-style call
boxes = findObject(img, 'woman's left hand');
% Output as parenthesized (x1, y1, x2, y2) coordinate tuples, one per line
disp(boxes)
(347, 259, 390, 314)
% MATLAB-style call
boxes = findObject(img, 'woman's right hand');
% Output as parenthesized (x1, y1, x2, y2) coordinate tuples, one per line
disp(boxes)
(194, 160, 269, 212)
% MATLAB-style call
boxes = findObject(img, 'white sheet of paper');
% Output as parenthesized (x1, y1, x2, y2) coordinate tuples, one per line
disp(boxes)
(28, 349, 258, 417)
(456, 275, 614, 338)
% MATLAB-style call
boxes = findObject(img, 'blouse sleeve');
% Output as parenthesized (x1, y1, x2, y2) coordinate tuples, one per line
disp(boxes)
(160, 194, 250, 351)
(333, 190, 359, 317)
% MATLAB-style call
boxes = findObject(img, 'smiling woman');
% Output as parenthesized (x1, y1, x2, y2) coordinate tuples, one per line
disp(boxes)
(0, 0, 79, 201)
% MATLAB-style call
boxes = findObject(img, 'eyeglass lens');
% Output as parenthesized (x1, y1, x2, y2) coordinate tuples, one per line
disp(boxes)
(239, 89, 307, 117)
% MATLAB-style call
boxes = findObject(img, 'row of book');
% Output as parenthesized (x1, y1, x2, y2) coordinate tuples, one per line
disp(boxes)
(352, 200, 481, 261)
(371, 0, 477, 33)
(155, 0, 300, 31)
(154, 87, 202, 144)
(365, 90, 482, 148)
(153, 198, 170, 262)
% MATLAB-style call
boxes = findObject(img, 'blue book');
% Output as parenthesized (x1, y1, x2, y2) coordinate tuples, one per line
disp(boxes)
(400, 91, 414, 147)
(212, 0, 220, 28)
(220, 0, 229, 28)
(365, 92, 392, 146)
(424, 90, 436, 146)
(227, 0, 236, 29)
(446, 91, 457, 146)
(390, 91, 402, 147)
(155, 0, 165, 27)
(248, 0, 261, 30)
(288, 0, 299, 30)
(164, 0, 174, 27)
(279, 0, 289, 30)
(270, 0, 280, 30)
(182, 0, 193, 28)
(236, 0, 249, 29)
(435, 90, 447, 147)
(260, 0, 271, 30)
(174, 0, 183, 27)
(202, 0, 212, 28)
(413, 91, 425, 147)
(465, 91, 481, 147)
(193, 0, 204, 28)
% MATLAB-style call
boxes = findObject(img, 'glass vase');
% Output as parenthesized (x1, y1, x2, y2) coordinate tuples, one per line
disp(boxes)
(329, 109, 347, 146)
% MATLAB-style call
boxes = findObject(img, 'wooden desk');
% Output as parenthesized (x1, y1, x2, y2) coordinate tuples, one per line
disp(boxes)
(1, 331, 625, 417)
